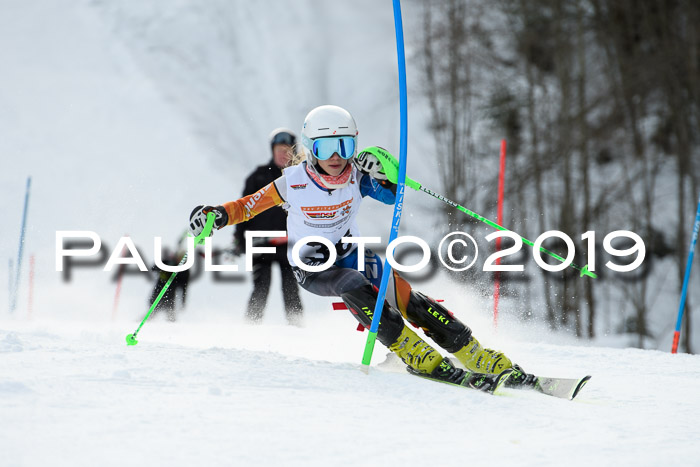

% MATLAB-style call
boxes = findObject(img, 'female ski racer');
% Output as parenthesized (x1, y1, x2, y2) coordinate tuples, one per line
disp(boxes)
(189, 105, 534, 389)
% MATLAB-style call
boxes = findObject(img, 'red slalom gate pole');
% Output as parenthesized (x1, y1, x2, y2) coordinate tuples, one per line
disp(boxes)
(111, 235, 128, 321)
(494, 139, 507, 328)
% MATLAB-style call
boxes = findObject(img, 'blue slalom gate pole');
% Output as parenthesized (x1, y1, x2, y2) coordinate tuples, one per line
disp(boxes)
(361, 0, 409, 367)
(10, 177, 32, 314)
(672, 191, 700, 353)
(8, 259, 13, 312)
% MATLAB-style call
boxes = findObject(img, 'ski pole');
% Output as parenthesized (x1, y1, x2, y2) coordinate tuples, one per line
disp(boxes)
(125, 212, 215, 346)
(360, 146, 597, 279)
(671, 191, 700, 353)
(361, 0, 409, 368)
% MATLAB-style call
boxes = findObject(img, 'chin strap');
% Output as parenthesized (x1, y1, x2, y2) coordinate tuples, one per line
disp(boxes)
(305, 161, 353, 189)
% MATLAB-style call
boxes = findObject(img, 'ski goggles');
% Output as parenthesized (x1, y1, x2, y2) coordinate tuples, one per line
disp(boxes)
(312, 136, 356, 160)
(271, 131, 296, 146)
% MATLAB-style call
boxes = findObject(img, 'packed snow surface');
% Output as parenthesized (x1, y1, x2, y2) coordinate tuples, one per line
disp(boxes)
(1, 319, 699, 467)
(2, 1, 699, 466)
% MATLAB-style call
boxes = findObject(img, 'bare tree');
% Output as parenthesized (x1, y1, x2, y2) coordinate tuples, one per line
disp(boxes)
(415, 0, 699, 349)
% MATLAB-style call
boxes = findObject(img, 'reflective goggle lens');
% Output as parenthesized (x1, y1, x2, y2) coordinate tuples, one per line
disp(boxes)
(312, 136, 356, 160)
(271, 132, 296, 146)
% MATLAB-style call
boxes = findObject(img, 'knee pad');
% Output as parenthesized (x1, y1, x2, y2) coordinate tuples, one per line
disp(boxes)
(404, 291, 472, 353)
(341, 284, 405, 347)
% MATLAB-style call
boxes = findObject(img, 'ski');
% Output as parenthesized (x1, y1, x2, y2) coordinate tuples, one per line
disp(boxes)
(511, 375, 592, 400)
(407, 367, 513, 395)
(535, 375, 591, 399)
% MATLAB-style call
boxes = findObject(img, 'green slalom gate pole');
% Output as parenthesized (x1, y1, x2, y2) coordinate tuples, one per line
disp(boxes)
(360, 146, 597, 279)
(361, 0, 410, 368)
(125, 212, 216, 345)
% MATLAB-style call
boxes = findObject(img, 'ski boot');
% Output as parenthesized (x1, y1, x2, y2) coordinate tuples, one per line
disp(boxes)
(453, 335, 513, 375)
(400, 290, 513, 376)
(389, 325, 443, 374)
(390, 326, 510, 393)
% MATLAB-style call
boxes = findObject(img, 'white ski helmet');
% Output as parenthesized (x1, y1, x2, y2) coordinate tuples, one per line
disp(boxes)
(301, 105, 358, 167)
(268, 127, 296, 151)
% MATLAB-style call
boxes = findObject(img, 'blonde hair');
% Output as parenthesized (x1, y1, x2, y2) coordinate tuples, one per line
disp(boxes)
(289, 143, 307, 167)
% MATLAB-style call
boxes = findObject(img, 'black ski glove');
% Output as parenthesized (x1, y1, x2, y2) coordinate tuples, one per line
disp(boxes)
(378, 179, 397, 195)
(189, 205, 229, 237)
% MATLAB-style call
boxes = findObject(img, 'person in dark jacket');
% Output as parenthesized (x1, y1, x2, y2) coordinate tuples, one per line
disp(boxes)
(233, 128, 304, 324)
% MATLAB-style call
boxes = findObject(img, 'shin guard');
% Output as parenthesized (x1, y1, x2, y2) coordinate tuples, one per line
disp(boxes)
(403, 291, 473, 353)
(341, 284, 404, 347)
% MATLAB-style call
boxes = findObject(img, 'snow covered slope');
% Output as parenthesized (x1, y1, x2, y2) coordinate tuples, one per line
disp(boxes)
(0, 0, 409, 325)
(1, 1, 699, 466)
(2, 322, 699, 467)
